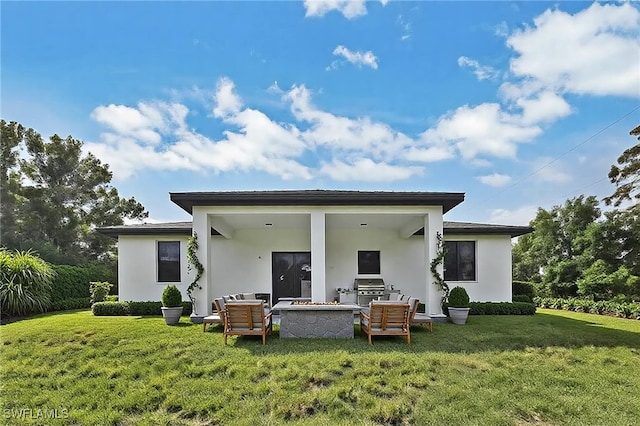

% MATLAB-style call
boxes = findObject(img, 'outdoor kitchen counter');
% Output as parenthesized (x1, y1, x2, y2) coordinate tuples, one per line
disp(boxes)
(273, 301, 361, 339)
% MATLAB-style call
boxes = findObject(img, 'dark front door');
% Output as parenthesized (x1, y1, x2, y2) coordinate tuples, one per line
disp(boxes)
(272, 252, 311, 303)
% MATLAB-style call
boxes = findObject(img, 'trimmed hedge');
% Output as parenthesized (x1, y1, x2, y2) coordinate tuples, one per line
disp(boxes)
(92, 301, 192, 316)
(50, 297, 92, 311)
(92, 301, 130, 316)
(469, 302, 536, 315)
(534, 297, 640, 319)
(443, 301, 536, 316)
(50, 264, 115, 302)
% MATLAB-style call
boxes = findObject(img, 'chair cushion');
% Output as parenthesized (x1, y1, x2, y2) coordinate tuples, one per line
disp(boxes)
(413, 313, 432, 323)
(407, 297, 418, 312)
(241, 292, 256, 300)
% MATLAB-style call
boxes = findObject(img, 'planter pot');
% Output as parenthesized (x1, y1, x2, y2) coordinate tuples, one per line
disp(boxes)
(448, 307, 470, 325)
(190, 313, 205, 324)
(161, 306, 183, 325)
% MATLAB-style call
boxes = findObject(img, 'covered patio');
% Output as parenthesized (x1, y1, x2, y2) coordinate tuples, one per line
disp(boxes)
(170, 190, 465, 318)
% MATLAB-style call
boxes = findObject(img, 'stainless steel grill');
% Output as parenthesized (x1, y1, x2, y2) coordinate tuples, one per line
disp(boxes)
(354, 278, 386, 307)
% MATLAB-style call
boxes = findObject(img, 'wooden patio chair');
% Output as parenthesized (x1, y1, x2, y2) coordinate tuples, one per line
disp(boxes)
(203, 297, 225, 332)
(359, 301, 411, 345)
(407, 297, 433, 332)
(223, 301, 273, 345)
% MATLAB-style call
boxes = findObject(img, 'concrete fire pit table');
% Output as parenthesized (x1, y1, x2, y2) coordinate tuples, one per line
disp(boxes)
(272, 301, 361, 338)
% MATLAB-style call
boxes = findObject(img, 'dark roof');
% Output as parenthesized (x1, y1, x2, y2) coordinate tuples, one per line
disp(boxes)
(444, 221, 533, 237)
(96, 219, 532, 238)
(96, 221, 192, 238)
(170, 190, 465, 214)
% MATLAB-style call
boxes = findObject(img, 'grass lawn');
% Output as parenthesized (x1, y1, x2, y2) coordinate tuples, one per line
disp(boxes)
(2, 309, 640, 425)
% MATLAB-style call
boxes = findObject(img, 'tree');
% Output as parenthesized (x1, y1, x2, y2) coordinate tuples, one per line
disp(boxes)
(0, 120, 25, 250)
(0, 121, 148, 264)
(512, 195, 601, 296)
(604, 125, 640, 212)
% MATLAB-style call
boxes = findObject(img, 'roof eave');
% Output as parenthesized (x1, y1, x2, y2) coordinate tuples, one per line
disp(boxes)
(169, 190, 466, 214)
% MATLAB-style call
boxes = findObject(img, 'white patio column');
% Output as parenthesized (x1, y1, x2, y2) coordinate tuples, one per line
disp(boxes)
(310, 211, 326, 302)
(424, 211, 444, 316)
(191, 208, 211, 315)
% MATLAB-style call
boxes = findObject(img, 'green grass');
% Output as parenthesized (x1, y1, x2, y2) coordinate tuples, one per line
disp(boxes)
(2, 309, 640, 425)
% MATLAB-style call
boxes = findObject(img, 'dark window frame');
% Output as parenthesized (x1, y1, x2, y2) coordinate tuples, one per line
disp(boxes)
(157, 241, 181, 282)
(358, 250, 381, 275)
(444, 241, 476, 282)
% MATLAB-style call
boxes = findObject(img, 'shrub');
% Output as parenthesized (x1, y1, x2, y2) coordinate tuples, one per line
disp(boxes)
(0, 249, 54, 316)
(128, 301, 163, 316)
(513, 295, 533, 303)
(161, 285, 183, 308)
(468, 302, 536, 315)
(512, 281, 535, 299)
(447, 287, 470, 308)
(105, 295, 118, 302)
(50, 263, 116, 302)
(89, 281, 112, 304)
(50, 297, 92, 311)
(92, 301, 130, 316)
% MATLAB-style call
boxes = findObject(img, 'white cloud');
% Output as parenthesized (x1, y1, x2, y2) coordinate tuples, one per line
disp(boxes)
(477, 173, 512, 187)
(506, 2, 640, 97)
(457, 56, 500, 81)
(330, 45, 378, 70)
(320, 158, 423, 182)
(397, 14, 412, 41)
(515, 91, 572, 125)
(284, 84, 413, 161)
(91, 103, 164, 145)
(488, 205, 538, 226)
(213, 77, 242, 118)
(419, 103, 541, 161)
(304, 0, 367, 19)
(88, 78, 312, 181)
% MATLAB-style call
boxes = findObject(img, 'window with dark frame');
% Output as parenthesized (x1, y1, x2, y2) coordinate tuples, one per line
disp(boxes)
(158, 241, 181, 282)
(444, 241, 476, 281)
(358, 251, 380, 275)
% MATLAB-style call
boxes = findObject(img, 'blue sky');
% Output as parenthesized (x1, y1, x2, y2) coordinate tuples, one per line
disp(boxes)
(2, 1, 639, 225)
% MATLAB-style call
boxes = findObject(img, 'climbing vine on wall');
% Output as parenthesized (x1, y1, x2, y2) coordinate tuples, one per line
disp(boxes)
(430, 231, 449, 306)
(186, 232, 204, 315)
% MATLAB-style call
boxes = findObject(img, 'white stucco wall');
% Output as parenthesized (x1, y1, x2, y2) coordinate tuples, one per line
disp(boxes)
(117, 235, 192, 302)
(114, 210, 515, 307)
(209, 228, 310, 298)
(443, 234, 513, 302)
(326, 229, 426, 302)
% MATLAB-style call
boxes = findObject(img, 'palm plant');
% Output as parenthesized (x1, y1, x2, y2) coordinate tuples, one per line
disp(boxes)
(0, 249, 55, 316)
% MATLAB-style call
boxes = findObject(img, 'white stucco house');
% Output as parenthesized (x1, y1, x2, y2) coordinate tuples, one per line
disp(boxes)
(98, 190, 532, 317)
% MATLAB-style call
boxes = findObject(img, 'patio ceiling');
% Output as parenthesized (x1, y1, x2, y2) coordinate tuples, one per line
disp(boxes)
(209, 213, 426, 235)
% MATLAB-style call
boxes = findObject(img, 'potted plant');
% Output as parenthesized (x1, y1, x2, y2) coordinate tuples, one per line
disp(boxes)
(161, 285, 184, 325)
(447, 286, 470, 325)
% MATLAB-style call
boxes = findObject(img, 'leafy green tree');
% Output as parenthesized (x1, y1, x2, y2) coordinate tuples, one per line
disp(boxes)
(604, 125, 640, 213)
(512, 196, 600, 297)
(577, 260, 639, 300)
(0, 120, 25, 250)
(0, 121, 148, 264)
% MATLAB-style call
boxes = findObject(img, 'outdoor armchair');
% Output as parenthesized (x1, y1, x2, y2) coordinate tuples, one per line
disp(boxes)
(203, 297, 226, 332)
(223, 301, 273, 345)
(407, 297, 433, 332)
(359, 301, 411, 345)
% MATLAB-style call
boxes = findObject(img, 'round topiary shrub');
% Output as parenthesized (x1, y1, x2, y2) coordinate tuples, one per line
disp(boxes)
(161, 285, 182, 307)
(448, 286, 470, 308)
